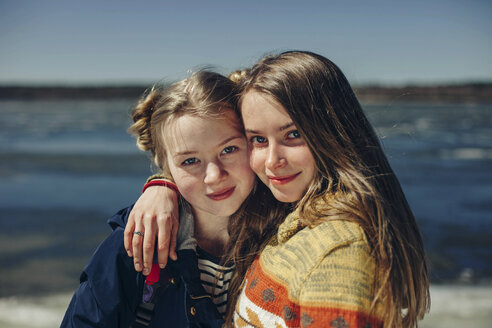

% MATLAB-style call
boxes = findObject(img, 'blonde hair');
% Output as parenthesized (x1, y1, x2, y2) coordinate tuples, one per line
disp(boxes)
(228, 69, 249, 84)
(236, 51, 430, 327)
(128, 71, 237, 173)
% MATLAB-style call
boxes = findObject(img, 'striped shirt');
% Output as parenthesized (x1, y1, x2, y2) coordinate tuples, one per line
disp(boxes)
(196, 247, 234, 316)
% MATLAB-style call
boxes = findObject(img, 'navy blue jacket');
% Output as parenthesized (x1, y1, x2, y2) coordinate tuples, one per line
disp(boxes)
(61, 206, 224, 328)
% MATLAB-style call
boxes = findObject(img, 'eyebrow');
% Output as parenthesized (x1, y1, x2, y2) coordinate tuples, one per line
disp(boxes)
(174, 150, 196, 156)
(245, 122, 295, 134)
(173, 135, 244, 156)
(218, 135, 244, 147)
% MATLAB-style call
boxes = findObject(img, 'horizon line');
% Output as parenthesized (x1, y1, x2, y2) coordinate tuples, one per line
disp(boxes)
(1, 79, 491, 89)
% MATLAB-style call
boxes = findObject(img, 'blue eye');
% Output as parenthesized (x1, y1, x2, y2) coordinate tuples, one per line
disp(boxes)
(182, 158, 199, 166)
(287, 130, 301, 139)
(250, 136, 267, 144)
(222, 146, 238, 154)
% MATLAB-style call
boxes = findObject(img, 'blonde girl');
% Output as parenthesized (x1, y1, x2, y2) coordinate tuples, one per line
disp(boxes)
(62, 71, 285, 327)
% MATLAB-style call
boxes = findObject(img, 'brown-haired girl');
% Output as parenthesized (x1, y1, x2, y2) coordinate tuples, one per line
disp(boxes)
(233, 51, 429, 327)
(128, 51, 430, 327)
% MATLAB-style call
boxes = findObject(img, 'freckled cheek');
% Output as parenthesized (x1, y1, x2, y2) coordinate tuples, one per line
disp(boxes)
(248, 148, 269, 185)
(172, 173, 202, 201)
(248, 148, 263, 174)
(236, 162, 256, 191)
(298, 147, 316, 177)
(226, 153, 255, 182)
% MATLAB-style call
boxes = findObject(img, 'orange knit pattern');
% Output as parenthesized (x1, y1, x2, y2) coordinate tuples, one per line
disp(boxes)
(233, 208, 384, 328)
(234, 257, 382, 328)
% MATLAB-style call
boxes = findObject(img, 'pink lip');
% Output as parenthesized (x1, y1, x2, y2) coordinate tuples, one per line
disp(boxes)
(207, 187, 235, 201)
(268, 173, 301, 185)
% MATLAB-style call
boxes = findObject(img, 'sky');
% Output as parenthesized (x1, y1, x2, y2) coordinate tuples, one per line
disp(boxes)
(1, 0, 491, 86)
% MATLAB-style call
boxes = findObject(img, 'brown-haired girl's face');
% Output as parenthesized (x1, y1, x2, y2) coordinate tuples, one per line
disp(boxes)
(241, 90, 316, 203)
(165, 110, 255, 218)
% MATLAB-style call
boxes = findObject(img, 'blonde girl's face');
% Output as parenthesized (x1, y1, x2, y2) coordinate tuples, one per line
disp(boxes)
(165, 110, 255, 219)
(241, 91, 316, 203)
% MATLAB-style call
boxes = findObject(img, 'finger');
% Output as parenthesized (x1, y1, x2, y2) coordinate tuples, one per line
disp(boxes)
(142, 216, 157, 276)
(157, 216, 172, 268)
(169, 217, 179, 261)
(132, 220, 145, 272)
(124, 211, 136, 257)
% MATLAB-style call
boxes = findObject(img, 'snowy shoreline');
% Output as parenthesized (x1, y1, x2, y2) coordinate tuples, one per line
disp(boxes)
(1, 285, 491, 328)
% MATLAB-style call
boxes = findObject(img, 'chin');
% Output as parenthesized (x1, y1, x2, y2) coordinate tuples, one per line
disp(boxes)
(271, 190, 301, 203)
(214, 203, 242, 217)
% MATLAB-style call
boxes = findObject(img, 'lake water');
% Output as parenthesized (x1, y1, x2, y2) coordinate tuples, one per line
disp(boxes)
(0, 99, 491, 326)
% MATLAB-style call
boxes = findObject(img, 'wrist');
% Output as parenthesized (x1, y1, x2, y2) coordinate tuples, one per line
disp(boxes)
(142, 180, 180, 196)
(146, 173, 174, 184)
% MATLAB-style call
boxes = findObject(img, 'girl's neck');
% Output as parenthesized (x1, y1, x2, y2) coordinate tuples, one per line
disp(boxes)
(191, 209, 230, 258)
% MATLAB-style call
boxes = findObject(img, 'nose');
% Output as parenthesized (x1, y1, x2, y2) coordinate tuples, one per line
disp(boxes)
(204, 161, 227, 185)
(265, 142, 287, 171)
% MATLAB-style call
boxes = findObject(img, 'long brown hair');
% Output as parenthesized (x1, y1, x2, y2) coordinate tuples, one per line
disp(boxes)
(236, 51, 430, 327)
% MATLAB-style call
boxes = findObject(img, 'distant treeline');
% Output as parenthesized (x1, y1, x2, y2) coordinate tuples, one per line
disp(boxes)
(0, 85, 147, 100)
(1, 82, 492, 103)
(354, 82, 492, 104)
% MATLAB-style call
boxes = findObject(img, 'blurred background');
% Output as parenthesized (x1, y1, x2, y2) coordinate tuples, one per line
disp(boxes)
(1, 0, 491, 327)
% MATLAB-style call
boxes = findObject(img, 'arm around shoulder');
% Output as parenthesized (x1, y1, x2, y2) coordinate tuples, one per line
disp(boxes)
(125, 175, 180, 273)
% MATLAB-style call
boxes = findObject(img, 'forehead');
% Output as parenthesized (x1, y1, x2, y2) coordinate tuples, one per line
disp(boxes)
(240, 91, 292, 129)
(164, 110, 242, 152)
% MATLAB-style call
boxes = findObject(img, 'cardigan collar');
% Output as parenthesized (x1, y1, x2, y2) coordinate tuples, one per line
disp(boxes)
(275, 195, 337, 244)
(276, 207, 305, 244)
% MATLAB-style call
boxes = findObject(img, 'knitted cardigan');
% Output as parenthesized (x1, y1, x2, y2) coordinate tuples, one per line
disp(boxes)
(233, 206, 384, 328)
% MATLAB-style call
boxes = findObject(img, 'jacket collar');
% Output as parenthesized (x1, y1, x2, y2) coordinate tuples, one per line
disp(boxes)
(167, 249, 211, 299)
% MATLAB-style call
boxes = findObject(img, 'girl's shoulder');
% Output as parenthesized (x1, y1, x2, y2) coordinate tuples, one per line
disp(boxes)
(277, 205, 368, 250)
(310, 219, 368, 250)
(253, 219, 377, 315)
(260, 218, 371, 283)
(303, 219, 369, 259)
